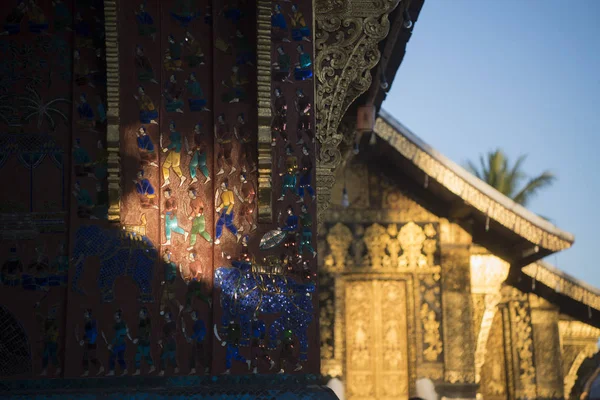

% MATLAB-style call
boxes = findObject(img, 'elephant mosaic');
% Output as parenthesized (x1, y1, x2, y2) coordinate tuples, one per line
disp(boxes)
(71, 225, 158, 303)
(214, 261, 314, 361)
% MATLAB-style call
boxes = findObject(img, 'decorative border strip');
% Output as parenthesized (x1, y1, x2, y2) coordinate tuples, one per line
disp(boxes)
(104, 0, 121, 224)
(256, 0, 273, 223)
(374, 116, 573, 252)
(523, 263, 600, 311)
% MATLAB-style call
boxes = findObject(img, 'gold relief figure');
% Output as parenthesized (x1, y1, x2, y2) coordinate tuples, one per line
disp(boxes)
(363, 223, 389, 269)
(420, 302, 442, 362)
(326, 223, 352, 272)
(398, 222, 427, 269)
(234, 113, 256, 173)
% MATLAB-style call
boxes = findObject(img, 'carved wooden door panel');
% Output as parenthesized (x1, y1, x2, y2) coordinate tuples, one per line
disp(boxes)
(345, 279, 409, 400)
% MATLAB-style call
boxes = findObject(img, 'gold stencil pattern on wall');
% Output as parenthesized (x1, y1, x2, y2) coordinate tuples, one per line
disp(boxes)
(345, 279, 409, 400)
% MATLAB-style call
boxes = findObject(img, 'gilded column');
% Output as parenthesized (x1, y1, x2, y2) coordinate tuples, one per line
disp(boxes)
(438, 221, 477, 399)
(104, 0, 120, 223)
(529, 296, 564, 400)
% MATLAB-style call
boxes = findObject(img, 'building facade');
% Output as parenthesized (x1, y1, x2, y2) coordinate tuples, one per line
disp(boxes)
(319, 112, 600, 400)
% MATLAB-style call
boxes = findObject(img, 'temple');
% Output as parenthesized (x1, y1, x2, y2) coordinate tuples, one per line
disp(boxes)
(319, 110, 600, 400)
(0, 0, 598, 399)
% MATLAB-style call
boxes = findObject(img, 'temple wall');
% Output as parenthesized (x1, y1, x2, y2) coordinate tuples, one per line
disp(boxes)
(320, 158, 600, 400)
(0, 0, 321, 383)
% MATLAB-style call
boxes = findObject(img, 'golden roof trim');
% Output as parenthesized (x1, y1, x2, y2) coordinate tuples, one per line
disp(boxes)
(374, 110, 575, 252)
(523, 262, 600, 311)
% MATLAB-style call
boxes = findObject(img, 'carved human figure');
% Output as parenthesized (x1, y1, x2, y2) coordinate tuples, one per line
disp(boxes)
(74, 49, 93, 87)
(234, 113, 256, 173)
(77, 93, 95, 128)
(158, 312, 179, 376)
(289, 4, 310, 42)
(277, 329, 302, 373)
(135, 2, 157, 40)
(221, 65, 247, 103)
(52, 0, 71, 32)
(294, 45, 313, 81)
(77, 308, 104, 376)
(278, 147, 298, 201)
(161, 121, 186, 187)
(233, 30, 254, 66)
(170, 0, 198, 28)
(37, 305, 61, 376)
(94, 181, 109, 220)
(182, 253, 211, 310)
(295, 88, 313, 143)
(73, 180, 95, 219)
(187, 188, 212, 249)
(164, 34, 184, 71)
(136, 126, 158, 167)
(186, 73, 209, 112)
(182, 310, 209, 374)
(2, 247, 23, 287)
(105, 309, 132, 376)
(272, 87, 288, 145)
(134, 169, 158, 209)
(297, 145, 315, 202)
(134, 86, 159, 125)
(0, 1, 27, 36)
(133, 307, 155, 375)
(160, 248, 183, 316)
(281, 205, 299, 250)
(184, 32, 205, 67)
(271, 4, 289, 42)
(27, 0, 49, 34)
(215, 179, 241, 245)
(49, 242, 69, 287)
(298, 204, 316, 258)
(164, 74, 185, 113)
(135, 45, 158, 84)
(272, 46, 292, 83)
(186, 123, 210, 184)
(249, 316, 274, 373)
(215, 114, 236, 176)
(161, 188, 188, 245)
(234, 172, 256, 232)
(221, 320, 251, 374)
(73, 138, 93, 177)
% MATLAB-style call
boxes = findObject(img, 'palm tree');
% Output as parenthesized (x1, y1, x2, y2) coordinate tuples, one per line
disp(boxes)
(466, 149, 556, 207)
(19, 86, 70, 131)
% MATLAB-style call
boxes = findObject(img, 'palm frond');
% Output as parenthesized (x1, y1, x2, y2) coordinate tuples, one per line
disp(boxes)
(465, 160, 482, 179)
(512, 171, 556, 206)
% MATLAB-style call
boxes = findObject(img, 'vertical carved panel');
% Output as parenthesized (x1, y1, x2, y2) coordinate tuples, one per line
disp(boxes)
(503, 288, 537, 400)
(345, 280, 376, 399)
(441, 247, 476, 384)
(530, 302, 564, 399)
(378, 280, 409, 400)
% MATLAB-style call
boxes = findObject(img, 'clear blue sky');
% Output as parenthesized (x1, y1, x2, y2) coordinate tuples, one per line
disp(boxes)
(382, 0, 600, 288)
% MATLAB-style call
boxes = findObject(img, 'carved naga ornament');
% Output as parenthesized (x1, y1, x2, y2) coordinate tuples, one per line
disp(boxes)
(315, 0, 401, 218)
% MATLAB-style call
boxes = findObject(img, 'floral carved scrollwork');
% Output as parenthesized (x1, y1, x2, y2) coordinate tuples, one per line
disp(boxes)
(315, 0, 401, 219)
(398, 222, 427, 269)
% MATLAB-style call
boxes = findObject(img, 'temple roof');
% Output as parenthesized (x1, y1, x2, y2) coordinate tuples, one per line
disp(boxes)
(372, 109, 574, 266)
(369, 109, 599, 326)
